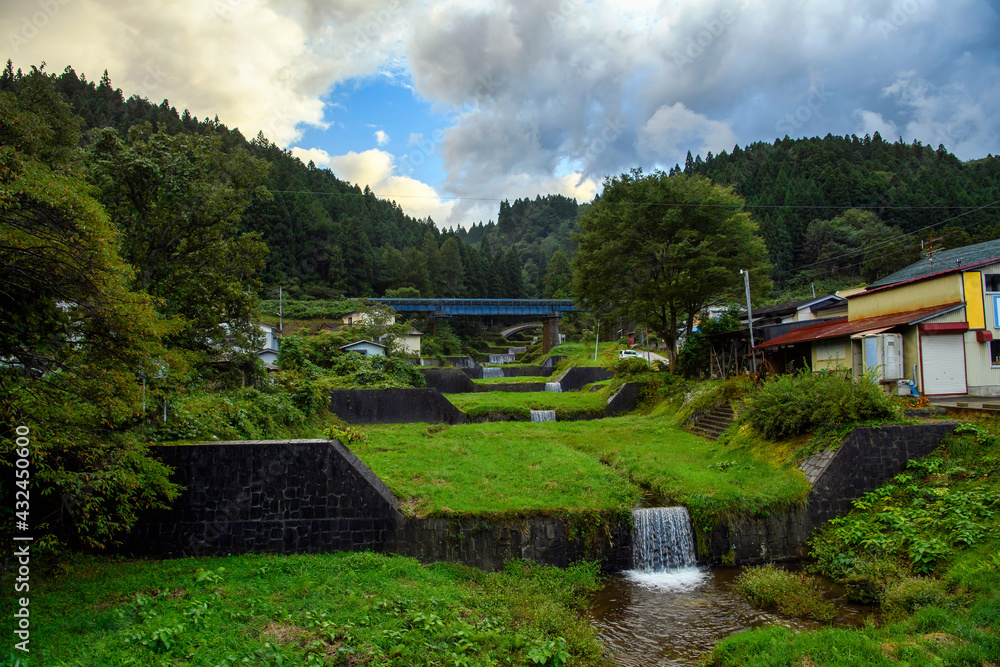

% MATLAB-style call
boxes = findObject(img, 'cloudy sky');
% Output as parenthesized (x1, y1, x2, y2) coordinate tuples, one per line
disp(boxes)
(5, 0, 999, 228)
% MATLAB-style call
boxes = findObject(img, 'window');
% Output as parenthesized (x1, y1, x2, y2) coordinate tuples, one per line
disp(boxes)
(992, 340, 1000, 366)
(986, 274, 1000, 293)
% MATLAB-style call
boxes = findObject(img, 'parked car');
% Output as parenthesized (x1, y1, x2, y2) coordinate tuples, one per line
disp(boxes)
(619, 349, 642, 360)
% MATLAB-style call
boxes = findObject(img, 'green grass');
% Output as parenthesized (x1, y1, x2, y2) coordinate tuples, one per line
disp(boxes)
(471, 376, 551, 384)
(9, 552, 610, 667)
(356, 422, 641, 517)
(357, 414, 809, 527)
(444, 390, 610, 420)
(541, 342, 620, 372)
(733, 564, 837, 621)
(706, 418, 1000, 667)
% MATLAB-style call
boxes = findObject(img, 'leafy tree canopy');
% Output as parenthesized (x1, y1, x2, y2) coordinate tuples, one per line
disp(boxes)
(573, 170, 770, 366)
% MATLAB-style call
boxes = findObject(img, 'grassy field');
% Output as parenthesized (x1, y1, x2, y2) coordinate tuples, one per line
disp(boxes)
(471, 376, 551, 384)
(357, 414, 809, 526)
(10, 552, 609, 666)
(443, 390, 611, 420)
(354, 421, 640, 517)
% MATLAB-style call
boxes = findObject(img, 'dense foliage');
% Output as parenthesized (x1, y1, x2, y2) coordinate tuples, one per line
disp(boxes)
(741, 369, 901, 441)
(680, 134, 1000, 283)
(710, 422, 1000, 666)
(573, 170, 771, 366)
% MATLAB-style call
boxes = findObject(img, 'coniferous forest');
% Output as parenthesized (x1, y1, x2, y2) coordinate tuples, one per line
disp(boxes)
(7, 61, 999, 304)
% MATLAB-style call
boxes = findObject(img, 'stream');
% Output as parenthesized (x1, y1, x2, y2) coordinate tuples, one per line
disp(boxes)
(587, 566, 876, 666)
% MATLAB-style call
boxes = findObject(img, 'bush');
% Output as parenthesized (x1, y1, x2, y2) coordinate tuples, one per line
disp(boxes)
(613, 357, 649, 378)
(742, 369, 901, 440)
(734, 564, 837, 621)
(882, 576, 949, 619)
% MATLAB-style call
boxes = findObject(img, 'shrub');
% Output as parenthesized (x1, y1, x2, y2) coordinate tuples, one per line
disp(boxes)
(734, 564, 837, 621)
(612, 357, 649, 378)
(882, 576, 949, 619)
(742, 369, 901, 440)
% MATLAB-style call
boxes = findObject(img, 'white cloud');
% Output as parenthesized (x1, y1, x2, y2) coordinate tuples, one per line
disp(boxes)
(640, 103, 737, 165)
(853, 109, 899, 140)
(876, 71, 998, 158)
(374, 129, 390, 146)
(291, 147, 456, 224)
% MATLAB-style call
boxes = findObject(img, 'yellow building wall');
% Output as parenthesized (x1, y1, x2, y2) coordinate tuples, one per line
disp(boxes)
(967, 286, 1000, 394)
(811, 339, 851, 371)
(849, 275, 963, 320)
(965, 272, 986, 329)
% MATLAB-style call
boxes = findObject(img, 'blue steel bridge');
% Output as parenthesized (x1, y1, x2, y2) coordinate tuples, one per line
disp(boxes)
(369, 298, 577, 318)
(368, 298, 578, 352)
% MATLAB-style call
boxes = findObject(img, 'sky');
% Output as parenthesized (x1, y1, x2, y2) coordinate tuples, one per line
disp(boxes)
(4, 0, 999, 229)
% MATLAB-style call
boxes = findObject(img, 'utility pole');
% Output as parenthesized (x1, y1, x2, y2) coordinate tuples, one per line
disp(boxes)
(594, 322, 600, 361)
(278, 286, 283, 335)
(740, 269, 757, 374)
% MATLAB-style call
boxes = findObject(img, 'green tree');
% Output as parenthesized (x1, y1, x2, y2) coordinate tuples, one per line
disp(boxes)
(86, 126, 271, 357)
(0, 67, 179, 548)
(573, 170, 771, 367)
(543, 249, 573, 298)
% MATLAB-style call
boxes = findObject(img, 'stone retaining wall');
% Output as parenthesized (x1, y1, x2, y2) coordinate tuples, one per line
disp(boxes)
(419, 368, 480, 394)
(329, 388, 467, 424)
(558, 367, 613, 391)
(126, 440, 401, 558)
(704, 422, 958, 565)
(395, 515, 632, 572)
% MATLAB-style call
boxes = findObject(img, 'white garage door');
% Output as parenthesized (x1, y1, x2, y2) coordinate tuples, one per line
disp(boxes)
(921, 334, 967, 395)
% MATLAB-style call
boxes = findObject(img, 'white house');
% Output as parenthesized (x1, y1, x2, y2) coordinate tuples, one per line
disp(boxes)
(339, 340, 387, 356)
(258, 323, 280, 366)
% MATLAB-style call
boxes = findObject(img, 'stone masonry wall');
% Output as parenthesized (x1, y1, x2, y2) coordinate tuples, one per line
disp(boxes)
(329, 388, 467, 424)
(126, 439, 401, 558)
(704, 422, 957, 565)
(395, 515, 632, 572)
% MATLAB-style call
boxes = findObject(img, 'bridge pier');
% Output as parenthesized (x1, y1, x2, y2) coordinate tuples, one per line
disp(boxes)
(542, 318, 561, 354)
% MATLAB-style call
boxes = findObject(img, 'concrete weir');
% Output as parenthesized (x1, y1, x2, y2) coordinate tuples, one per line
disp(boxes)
(703, 422, 958, 564)
(125, 422, 958, 571)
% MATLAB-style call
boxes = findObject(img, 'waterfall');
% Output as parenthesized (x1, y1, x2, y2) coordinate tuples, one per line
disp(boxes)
(489, 353, 516, 364)
(545, 382, 562, 392)
(508, 346, 527, 354)
(631, 506, 697, 572)
(529, 409, 556, 422)
(482, 367, 504, 379)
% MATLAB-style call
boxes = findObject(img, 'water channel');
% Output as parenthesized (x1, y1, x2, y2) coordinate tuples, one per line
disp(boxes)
(588, 507, 876, 666)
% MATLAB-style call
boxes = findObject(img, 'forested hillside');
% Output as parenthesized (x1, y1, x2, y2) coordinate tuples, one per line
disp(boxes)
(678, 135, 1000, 285)
(5, 62, 551, 300)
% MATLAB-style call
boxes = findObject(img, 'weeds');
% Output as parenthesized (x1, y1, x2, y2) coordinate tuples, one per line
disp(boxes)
(733, 564, 837, 621)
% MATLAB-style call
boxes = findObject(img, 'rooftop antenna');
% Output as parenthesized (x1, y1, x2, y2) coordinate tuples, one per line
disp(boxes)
(922, 237, 944, 267)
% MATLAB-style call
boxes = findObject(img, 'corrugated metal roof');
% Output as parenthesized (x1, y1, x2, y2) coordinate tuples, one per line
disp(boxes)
(755, 303, 963, 349)
(867, 238, 1000, 289)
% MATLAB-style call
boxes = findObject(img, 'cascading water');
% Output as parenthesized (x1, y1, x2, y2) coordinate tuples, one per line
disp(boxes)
(544, 382, 562, 392)
(631, 506, 697, 572)
(529, 409, 556, 422)
(482, 367, 504, 379)
(489, 353, 516, 364)
(508, 346, 527, 354)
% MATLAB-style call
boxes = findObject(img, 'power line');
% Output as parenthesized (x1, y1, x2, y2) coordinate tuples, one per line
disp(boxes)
(793, 198, 1000, 271)
(266, 188, 1000, 211)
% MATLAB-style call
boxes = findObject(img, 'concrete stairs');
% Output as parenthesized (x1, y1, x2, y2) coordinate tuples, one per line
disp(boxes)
(689, 403, 735, 440)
